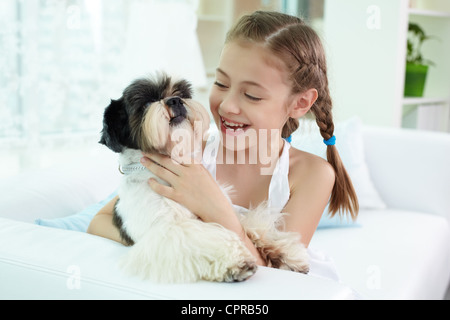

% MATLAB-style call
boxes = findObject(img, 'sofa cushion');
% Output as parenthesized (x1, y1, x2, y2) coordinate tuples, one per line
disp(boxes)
(363, 126, 450, 218)
(310, 209, 450, 299)
(0, 217, 356, 299)
(0, 145, 121, 223)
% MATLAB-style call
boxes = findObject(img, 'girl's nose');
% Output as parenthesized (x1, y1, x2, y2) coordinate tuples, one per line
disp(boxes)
(220, 93, 241, 115)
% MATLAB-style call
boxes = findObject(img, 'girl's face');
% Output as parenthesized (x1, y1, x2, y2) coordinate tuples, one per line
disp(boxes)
(209, 41, 294, 152)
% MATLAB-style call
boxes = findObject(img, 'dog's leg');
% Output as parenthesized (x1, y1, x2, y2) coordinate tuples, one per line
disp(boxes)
(120, 204, 257, 283)
(173, 219, 258, 283)
(240, 205, 309, 274)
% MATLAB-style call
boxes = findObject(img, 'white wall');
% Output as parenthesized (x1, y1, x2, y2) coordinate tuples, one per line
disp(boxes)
(323, 0, 409, 127)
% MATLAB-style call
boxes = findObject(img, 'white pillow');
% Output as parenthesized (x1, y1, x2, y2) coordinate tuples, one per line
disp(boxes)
(291, 116, 386, 212)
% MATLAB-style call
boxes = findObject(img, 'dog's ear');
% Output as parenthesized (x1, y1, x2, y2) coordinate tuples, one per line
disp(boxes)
(99, 98, 130, 153)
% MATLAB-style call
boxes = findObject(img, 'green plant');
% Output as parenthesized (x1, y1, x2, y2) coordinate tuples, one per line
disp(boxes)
(406, 22, 436, 66)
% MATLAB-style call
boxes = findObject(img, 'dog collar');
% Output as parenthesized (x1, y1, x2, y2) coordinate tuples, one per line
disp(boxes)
(119, 163, 147, 175)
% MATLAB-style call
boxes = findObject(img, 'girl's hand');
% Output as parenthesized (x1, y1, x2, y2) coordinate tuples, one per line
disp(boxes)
(140, 153, 236, 226)
(140, 152, 266, 266)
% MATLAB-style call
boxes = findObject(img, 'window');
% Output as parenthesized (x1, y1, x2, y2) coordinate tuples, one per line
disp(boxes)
(0, 0, 205, 177)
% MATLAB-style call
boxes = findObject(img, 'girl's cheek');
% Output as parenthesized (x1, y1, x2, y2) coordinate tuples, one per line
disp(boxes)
(209, 90, 220, 114)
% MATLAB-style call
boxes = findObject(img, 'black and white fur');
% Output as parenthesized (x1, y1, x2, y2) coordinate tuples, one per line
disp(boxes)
(100, 73, 309, 283)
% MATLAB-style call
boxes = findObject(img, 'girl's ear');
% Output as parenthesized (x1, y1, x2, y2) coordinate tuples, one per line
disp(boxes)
(288, 88, 318, 118)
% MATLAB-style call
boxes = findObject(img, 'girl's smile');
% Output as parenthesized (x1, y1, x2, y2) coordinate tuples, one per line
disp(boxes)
(219, 115, 251, 136)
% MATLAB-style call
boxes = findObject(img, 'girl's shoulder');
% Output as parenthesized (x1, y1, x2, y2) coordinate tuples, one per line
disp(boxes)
(288, 146, 335, 187)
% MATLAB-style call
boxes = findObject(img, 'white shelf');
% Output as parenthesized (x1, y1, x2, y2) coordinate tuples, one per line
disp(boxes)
(403, 97, 450, 105)
(409, 8, 450, 18)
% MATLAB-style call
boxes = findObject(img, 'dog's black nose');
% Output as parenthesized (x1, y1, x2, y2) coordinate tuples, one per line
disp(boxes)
(166, 97, 187, 125)
(166, 97, 183, 109)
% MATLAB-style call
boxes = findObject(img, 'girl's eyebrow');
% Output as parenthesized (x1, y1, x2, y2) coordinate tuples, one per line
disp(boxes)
(216, 68, 228, 78)
(216, 68, 269, 92)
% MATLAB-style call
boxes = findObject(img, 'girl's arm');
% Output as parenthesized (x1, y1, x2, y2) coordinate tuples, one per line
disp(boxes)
(141, 153, 266, 266)
(87, 196, 123, 244)
(282, 152, 336, 247)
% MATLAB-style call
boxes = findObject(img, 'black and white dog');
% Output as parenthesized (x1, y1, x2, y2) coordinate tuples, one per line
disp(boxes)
(99, 73, 309, 283)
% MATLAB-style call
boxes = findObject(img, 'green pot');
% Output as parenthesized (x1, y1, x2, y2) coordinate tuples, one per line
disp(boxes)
(404, 63, 429, 97)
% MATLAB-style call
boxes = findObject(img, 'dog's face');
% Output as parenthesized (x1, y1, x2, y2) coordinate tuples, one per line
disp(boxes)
(100, 74, 210, 162)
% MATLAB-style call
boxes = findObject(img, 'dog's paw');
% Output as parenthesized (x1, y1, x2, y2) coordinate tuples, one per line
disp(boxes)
(256, 241, 310, 274)
(223, 258, 258, 282)
(266, 245, 310, 274)
(278, 258, 309, 274)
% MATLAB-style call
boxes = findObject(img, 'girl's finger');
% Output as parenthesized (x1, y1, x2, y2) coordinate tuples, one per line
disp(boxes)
(148, 178, 176, 200)
(143, 153, 184, 175)
(140, 156, 177, 185)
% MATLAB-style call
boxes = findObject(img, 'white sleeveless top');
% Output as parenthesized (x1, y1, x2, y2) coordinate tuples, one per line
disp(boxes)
(201, 128, 343, 284)
(202, 128, 291, 212)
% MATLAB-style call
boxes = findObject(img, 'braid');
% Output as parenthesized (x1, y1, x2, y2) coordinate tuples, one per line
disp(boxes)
(282, 118, 299, 138)
(296, 49, 359, 218)
(311, 85, 358, 219)
(309, 55, 335, 140)
(312, 97, 334, 140)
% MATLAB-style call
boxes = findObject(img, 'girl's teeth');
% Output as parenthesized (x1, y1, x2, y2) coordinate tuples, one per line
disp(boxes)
(225, 121, 244, 127)
(222, 118, 246, 128)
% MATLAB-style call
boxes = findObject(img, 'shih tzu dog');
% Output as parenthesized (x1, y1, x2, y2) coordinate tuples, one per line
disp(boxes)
(99, 73, 309, 283)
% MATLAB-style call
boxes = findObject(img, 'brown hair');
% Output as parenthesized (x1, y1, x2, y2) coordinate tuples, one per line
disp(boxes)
(226, 11, 358, 219)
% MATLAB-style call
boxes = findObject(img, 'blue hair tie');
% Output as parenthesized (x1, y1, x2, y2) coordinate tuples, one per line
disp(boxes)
(284, 135, 292, 143)
(323, 135, 336, 146)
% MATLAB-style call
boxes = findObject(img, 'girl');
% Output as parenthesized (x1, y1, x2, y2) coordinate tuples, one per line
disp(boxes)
(88, 11, 358, 272)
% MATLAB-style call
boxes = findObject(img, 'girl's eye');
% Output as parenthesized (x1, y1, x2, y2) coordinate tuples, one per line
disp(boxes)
(214, 81, 228, 89)
(245, 93, 262, 102)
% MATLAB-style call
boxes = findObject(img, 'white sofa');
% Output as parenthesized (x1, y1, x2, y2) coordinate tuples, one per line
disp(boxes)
(1, 120, 449, 300)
